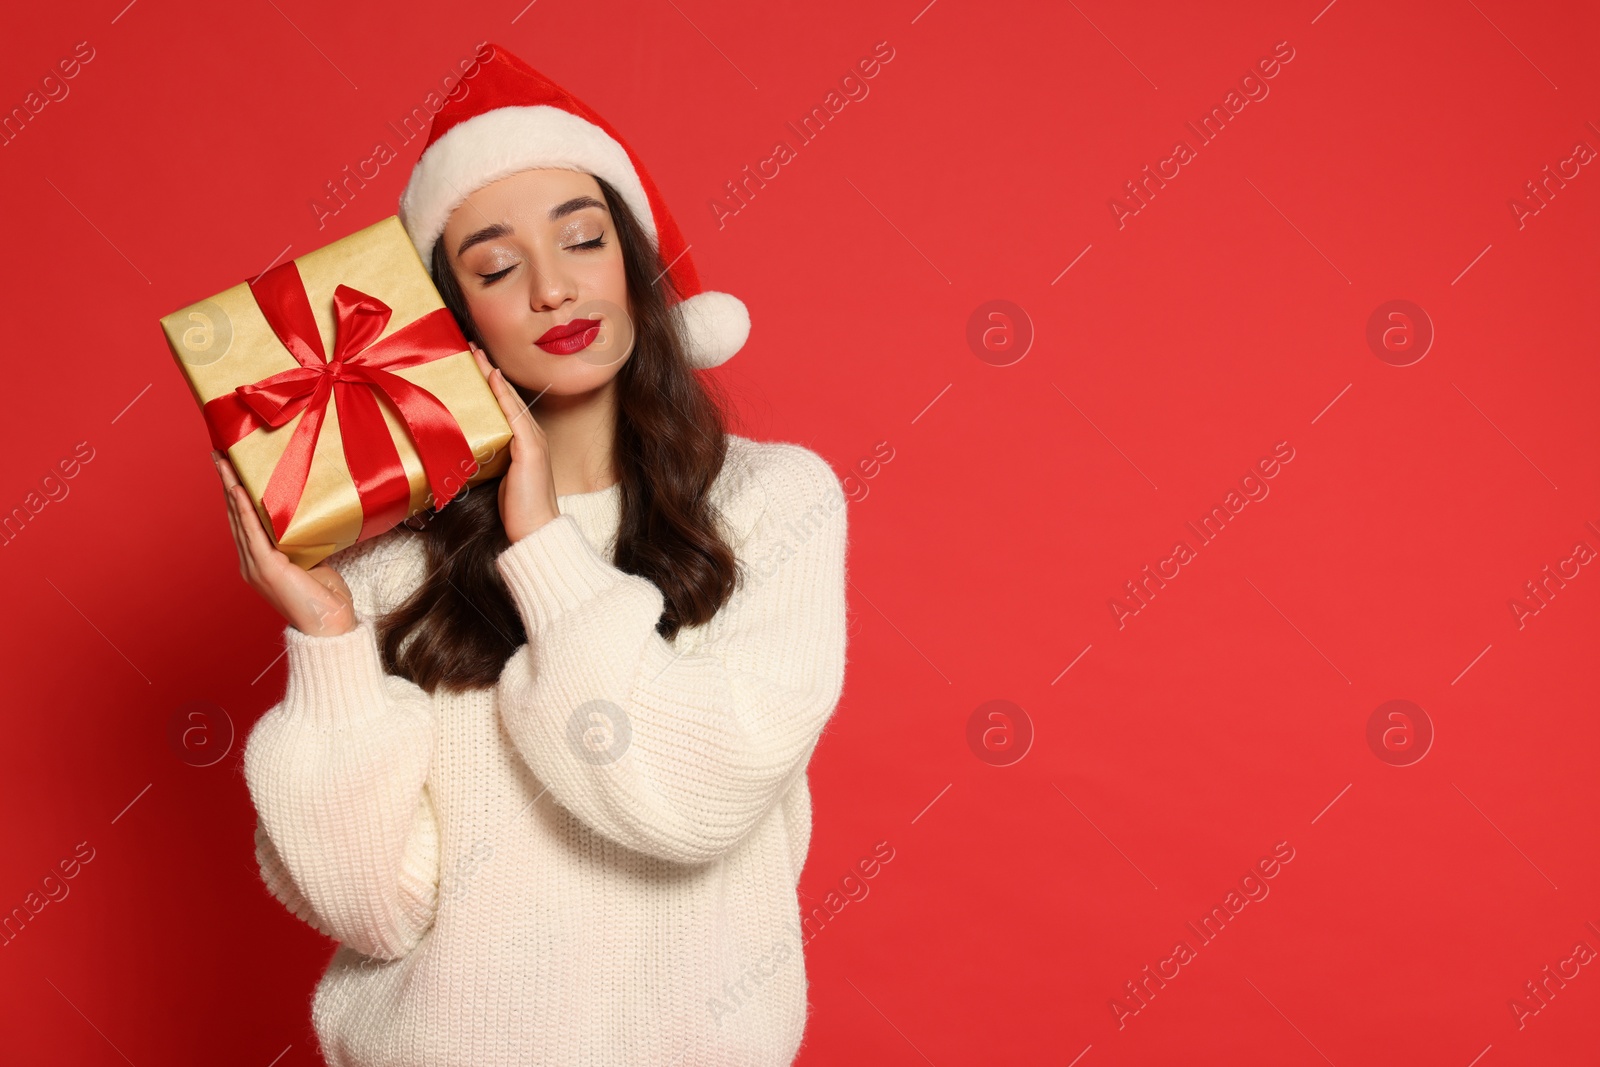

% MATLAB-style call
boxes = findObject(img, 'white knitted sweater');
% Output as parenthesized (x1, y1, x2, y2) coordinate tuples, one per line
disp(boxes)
(243, 435, 849, 1067)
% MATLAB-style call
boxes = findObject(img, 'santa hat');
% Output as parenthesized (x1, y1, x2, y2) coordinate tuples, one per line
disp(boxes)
(398, 43, 748, 370)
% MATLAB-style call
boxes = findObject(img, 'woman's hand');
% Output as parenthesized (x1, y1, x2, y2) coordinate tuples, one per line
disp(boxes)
(213, 450, 357, 637)
(471, 342, 560, 544)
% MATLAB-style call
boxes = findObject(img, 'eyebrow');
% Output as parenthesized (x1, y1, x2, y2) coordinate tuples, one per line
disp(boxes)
(454, 196, 611, 258)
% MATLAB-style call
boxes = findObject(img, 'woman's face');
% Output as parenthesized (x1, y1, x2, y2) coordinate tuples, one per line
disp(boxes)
(439, 167, 634, 397)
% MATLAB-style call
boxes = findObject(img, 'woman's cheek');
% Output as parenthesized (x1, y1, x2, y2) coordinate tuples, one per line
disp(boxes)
(471, 295, 521, 346)
(590, 303, 635, 366)
(614, 316, 636, 360)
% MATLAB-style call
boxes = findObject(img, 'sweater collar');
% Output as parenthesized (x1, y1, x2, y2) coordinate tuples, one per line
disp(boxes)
(555, 480, 622, 553)
(549, 435, 766, 557)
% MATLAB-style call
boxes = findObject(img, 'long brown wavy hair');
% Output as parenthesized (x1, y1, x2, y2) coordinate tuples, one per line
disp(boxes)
(377, 172, 741, 695)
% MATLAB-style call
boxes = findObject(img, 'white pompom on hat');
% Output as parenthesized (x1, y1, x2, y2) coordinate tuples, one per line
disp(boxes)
(398, 43, 748, 370)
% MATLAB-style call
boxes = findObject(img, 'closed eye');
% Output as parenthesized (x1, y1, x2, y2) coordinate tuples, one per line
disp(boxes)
(476, 236, 607, 287)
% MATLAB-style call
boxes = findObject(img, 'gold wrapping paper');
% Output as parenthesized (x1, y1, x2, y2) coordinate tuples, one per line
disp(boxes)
(160, 215, 513, 569)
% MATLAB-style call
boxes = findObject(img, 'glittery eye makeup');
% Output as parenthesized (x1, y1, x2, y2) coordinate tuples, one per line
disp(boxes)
(469, 210, 609, 287)
(474, 251, 519, 285)
(558, 215, 607, 250)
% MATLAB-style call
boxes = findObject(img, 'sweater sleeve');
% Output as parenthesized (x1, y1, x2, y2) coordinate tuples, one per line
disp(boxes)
(242, 535, 441, 959)
(493, 444, 849, 866)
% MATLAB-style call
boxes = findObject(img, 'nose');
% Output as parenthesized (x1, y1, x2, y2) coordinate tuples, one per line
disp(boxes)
(527, 252, 578, 314)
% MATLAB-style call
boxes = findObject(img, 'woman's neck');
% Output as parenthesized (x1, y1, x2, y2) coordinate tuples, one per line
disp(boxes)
(517, 378, 618, 496)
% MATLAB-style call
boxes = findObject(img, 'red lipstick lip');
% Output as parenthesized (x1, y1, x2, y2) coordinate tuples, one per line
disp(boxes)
(535, 317, 603, 356)
(536, 317, 601, 344)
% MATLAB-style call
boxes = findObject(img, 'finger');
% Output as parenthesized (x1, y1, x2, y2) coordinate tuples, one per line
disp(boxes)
(213, 450, 234, 497)
(216, 457, 252, 552)
(223, 481, 250, 563)
(488, 367, 532, 435)
(214, 451, 243, 492)
(471, 344, 505, 395)
(227, 485, 266, 577)
(216, 457, 276, 568)
(473, 353, 544, 455)
(214, 453, 251, 565)
(232, 484, 278, 565)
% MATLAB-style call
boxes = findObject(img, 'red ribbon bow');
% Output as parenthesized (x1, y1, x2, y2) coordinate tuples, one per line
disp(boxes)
(202, 260, 476, 544)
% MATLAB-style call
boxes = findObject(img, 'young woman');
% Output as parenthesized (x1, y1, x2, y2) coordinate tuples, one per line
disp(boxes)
(222, 44, 849, 1067)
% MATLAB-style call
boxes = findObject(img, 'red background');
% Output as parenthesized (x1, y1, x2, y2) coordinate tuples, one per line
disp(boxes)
(2, 0, 1597, 1063)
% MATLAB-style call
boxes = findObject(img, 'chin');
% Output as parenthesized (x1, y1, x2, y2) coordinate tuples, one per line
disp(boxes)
(538, 366, 613, 393)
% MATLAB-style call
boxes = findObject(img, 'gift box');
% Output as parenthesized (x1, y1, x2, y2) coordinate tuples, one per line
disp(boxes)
(160, 215, 513, 569)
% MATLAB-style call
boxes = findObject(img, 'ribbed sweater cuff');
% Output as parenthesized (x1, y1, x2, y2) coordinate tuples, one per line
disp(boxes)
(282, 618, 391, 728)
(496, 514, 625, 634)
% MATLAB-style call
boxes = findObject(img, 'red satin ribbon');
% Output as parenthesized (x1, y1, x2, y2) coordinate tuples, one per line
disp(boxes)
(202, 260, 476, 544)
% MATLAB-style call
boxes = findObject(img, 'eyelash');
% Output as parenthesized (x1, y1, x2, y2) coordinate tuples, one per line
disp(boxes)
(477, 235, 608, 286)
